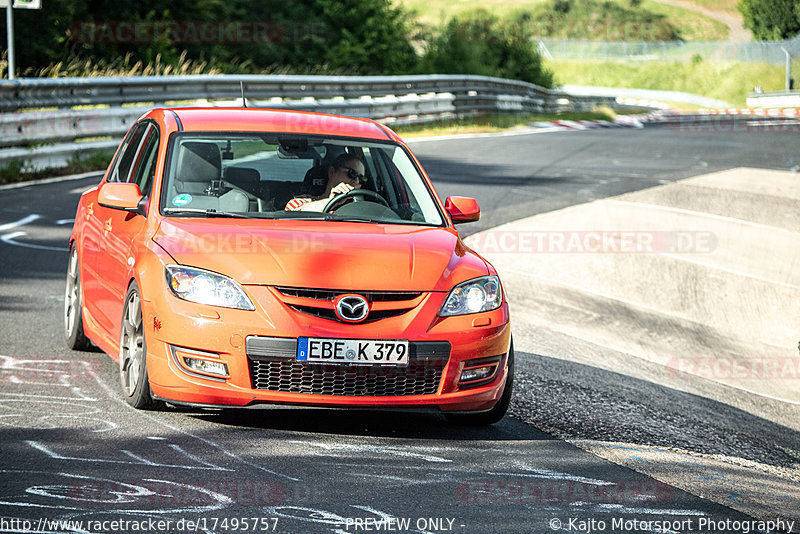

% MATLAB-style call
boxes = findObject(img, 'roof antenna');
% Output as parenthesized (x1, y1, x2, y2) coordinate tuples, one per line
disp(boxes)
(240, 81, 248, 108)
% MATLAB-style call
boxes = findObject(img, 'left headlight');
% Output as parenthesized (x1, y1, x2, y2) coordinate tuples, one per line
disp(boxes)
(165, 265, 255, 311)
(439, 275, 503, 317)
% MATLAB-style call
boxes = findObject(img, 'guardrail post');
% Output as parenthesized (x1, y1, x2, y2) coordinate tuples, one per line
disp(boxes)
(5, 4, 15, 80)
(782, 47, 792, 91)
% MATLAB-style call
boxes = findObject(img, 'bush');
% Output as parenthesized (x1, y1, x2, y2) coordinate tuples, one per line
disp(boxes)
(417, 11, 554, 87)
(738, 0, 800, 40)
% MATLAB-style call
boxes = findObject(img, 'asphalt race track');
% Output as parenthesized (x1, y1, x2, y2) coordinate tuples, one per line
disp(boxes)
(0, 120, 798, 534)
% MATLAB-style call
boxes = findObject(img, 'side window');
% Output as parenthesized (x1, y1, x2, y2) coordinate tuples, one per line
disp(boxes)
(110, 122, 149, 183)
(129, 126, 159, 197)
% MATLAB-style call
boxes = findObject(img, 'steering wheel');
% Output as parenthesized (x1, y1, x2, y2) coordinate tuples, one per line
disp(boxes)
(324, 189, 390, 213)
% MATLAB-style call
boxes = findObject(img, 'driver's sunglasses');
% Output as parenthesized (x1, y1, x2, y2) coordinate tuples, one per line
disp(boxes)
(340, 166, 367, 184)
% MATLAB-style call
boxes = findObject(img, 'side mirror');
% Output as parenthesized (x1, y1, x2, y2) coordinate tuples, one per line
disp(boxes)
(445, 196, 480, 224)
(98, 182, 145, 215)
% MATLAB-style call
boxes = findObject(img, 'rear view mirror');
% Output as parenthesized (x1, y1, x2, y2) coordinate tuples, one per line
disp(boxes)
(445, 196, 480, 224)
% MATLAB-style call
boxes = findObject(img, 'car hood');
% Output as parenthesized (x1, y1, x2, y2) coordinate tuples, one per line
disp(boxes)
(153, 218, 488, 292)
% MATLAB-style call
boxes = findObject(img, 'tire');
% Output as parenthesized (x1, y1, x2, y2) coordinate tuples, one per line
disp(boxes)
(64, 245, 92, 351)
(446, 342, 515, 426)
(119, 281, 160, 409)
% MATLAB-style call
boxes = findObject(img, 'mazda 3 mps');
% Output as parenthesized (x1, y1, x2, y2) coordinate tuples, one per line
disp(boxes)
(66, 108, 513, 424)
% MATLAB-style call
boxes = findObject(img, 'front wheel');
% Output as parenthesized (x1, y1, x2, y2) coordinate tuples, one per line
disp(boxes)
(64, 245, 92, 350)
(446, 342, 515, 426)
(119, 282, 160, 409)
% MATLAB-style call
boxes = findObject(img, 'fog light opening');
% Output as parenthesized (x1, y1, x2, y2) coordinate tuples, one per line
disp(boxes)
(170, 346, 229, 379)
(460, 364, 497, 384)
(182, 357, 229, 377)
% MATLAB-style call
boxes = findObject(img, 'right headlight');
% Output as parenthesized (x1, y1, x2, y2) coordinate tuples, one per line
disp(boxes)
(439, 275, 502, 317)
(165, 265, 255, 311)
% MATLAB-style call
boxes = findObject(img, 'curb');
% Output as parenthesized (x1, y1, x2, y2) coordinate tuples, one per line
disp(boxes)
(531, 112, 666, 131)
(698, 108, 800, 117)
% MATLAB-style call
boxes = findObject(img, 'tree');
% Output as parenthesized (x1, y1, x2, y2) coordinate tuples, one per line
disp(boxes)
(738, 0, 800, 40)
(0, 0, 418, 75)
(417, 11, 554, 87)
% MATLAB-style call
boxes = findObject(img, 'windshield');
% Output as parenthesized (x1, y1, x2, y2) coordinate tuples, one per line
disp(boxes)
(160, 133, 444, 225)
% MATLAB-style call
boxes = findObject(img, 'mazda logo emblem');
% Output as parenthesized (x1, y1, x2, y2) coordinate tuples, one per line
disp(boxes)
(334, 294, 369, 323)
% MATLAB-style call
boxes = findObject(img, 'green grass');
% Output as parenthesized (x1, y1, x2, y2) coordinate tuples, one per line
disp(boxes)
(637, 0, 729, 40)
(549, 58, 799, 106)
(396, 0, 732, 41)
(0, 149, 113, 185)
(400, 0, 547, 26)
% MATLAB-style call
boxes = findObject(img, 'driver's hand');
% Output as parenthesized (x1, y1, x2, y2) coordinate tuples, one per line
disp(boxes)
(329, 183, 354, 197)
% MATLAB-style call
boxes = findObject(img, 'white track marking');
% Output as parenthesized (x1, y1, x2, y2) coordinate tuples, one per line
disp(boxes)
(1, 231, 65, 252)
(0, 214, 40, 231)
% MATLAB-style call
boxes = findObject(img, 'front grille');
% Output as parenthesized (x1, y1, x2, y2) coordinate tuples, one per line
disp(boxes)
(272, 287, 425, 324)
(275, 287, 422, 302)
(288, 305, 408, 323)
(246, 337, 450, 397)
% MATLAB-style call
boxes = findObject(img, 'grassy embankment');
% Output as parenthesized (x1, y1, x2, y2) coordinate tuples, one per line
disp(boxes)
(549, 58, 800, 106)
(398, 0, 796, 106)
(399, 0, 730, 40)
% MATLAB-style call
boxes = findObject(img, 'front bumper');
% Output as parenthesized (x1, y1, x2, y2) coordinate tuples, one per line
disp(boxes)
(142, 283, 511, 412)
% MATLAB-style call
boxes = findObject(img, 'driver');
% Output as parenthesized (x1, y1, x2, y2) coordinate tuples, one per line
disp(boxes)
(285, 154, 367, 212)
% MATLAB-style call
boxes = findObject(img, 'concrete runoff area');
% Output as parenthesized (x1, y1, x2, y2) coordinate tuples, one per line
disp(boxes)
(467, 167, 800, 405)
(466, 167, 800, 527)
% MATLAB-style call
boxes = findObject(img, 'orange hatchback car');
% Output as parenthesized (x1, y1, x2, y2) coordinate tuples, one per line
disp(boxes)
(66, 108, 513, 424)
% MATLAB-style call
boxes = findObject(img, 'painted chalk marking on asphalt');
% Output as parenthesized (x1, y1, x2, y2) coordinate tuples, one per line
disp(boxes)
(485, 471, 613, 486)
(1, 231, 65, 252)
(0, 355, 119, 433)
(0, 470, 233, 516)
(289, 440, 452, 463)
(25, 440, 234, 471)
(0, 214, 40, 232)
(81, 357, 302, 482)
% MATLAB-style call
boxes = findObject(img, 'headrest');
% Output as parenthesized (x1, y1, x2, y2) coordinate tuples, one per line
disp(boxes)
(176, 142, 221, 183)
(226, 166, 260, 184)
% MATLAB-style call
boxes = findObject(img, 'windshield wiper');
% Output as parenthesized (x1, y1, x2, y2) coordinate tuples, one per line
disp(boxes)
(163, 208, 253, 219)
(325, 215, 380, 223)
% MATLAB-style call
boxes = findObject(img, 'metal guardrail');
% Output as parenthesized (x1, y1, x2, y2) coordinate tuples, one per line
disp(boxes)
(0, 74, 619, 170)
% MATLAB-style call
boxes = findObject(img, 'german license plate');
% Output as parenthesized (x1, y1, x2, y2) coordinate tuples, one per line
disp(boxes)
(297, 338, 409, 365)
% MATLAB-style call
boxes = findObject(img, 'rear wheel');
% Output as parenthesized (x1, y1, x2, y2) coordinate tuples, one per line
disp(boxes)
(446, 342, 515, 426)
(120, 282, 160, 409)
(64, 245, 92, 350)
